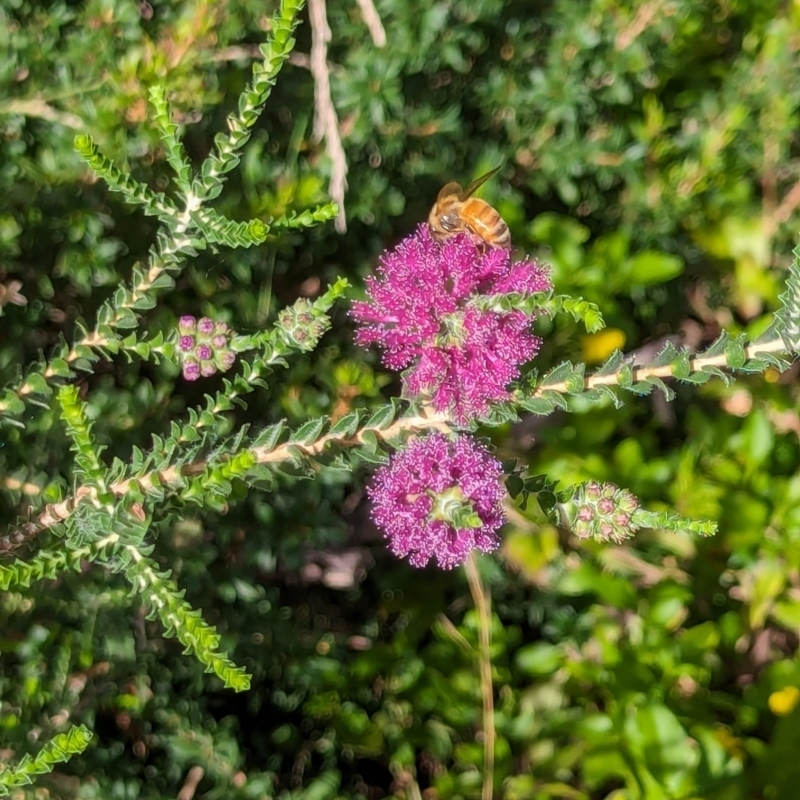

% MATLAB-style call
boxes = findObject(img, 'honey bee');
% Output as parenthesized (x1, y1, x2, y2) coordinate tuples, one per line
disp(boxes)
(428, 165, 511, 249)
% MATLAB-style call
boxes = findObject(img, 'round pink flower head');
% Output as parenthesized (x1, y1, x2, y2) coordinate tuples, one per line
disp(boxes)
(351, 225, 551, 423)
(368, 432, 506, 569)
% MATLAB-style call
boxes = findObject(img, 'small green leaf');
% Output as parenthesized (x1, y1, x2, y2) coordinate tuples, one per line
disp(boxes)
(329, 410, 362, 438)
(645, 375, 675, 400)
(365, 403, 398, 430)
(671, 350, 692, 379)
(519, 396, 557, 415)
(597, 349, 625, 375)
(564, 363, 586, 393)
(542, 361, 576, 385)
(617, 364, 634, 388)
(293, 417, 328, 444)
(23, 372, 51, 397)
(255, 421, 287, 451)
(724, 335, 747, 368)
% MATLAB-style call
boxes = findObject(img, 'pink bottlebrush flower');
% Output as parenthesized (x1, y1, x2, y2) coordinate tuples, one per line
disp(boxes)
(368, 432, 506, 569)
(179, 315, 196, 335)
(351, 225, 551, 422)
(179, 335, 195, 352)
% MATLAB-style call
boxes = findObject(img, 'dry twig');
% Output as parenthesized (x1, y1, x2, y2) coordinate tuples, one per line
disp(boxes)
(1, 98, 84, 130)
(177, 766, 204, 800)
(309, 0, 348, 233)
(210, 45, 343, 75)
(355, 0, 387, 47)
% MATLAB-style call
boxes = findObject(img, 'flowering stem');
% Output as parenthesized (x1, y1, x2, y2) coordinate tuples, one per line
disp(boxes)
(2, 202, 200, 414)
(19, 335, 785, 540)
(465, 553, 494, 800)
(19, 410, 452, 538)
(536, 335, 787, 396)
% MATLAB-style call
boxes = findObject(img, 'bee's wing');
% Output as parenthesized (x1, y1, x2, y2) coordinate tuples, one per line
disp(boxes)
(462, 165, 503, 199)
(436, 181, 464, 201)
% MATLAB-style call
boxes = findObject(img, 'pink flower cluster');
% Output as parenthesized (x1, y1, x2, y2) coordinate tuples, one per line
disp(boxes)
(368, 433, 505, 569)
(354, 225, 554, 568)
(351, 225, 551, 422)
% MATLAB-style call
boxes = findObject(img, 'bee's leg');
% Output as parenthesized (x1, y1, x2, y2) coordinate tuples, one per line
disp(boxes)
(464, 223, 481, 246)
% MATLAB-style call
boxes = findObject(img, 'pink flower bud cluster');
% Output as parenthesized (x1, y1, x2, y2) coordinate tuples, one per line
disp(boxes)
(177, 316, 237, 381)
(562, 481, 640, 544)
(351, 225, 551, 423)
(368, 432, 505, 569)
(277, 298, 329, 352)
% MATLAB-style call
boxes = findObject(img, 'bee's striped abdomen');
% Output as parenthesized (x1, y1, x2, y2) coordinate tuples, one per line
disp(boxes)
(461, 198, 511, 249)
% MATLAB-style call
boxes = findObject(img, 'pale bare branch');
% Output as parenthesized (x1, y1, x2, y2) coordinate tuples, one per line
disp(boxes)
(309, 0, 348, 232)
(177, 766, 204, 800)
(1, 98, 84, 130)
(355, 0, 386, 48)
(209, 45, 343, 75)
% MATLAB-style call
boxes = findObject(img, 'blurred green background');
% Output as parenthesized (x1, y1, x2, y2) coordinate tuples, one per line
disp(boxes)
(3, 0, 800, 797)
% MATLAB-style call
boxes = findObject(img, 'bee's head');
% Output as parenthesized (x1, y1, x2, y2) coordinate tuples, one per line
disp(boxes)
(428, 207, 462, 240)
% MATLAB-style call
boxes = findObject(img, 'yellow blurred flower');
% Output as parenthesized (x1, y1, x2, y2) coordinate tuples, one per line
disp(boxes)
(768, 686, 800, 716)
(581, 328, 626, 364)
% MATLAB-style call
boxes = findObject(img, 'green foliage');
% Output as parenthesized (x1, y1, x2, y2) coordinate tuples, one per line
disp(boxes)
(477, 290, 606, 333)
(195, 0, 308, 202)
(0, 725, 93, 796)
(3, 0, 800, 798)
(57, 384, 109, 496)
(121, 551, 251, 691)
(775, 244, 800, 353)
